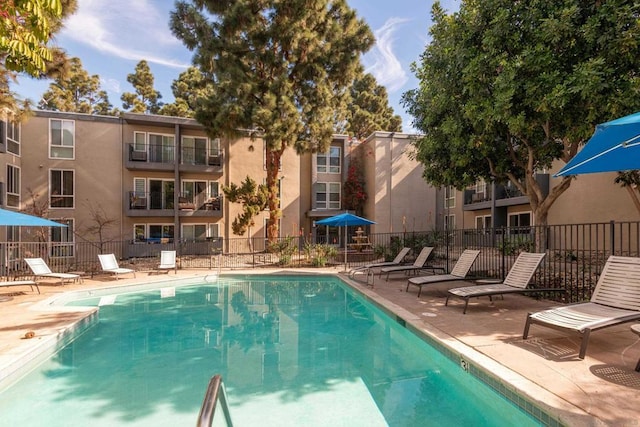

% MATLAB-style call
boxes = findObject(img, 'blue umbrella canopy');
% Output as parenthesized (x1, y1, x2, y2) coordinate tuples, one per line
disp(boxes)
(556, 111, 640, 177)
(0, 208, 67, 227)
(316, 212, 375, 271)
(315, 212, 375, 227)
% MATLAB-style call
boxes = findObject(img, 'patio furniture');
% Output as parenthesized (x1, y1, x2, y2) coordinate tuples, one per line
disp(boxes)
(445, 252, 555, 314)
(381, 247, 435, 281)
(0, 279, 39, 294)
(156, 250, 177, 274)
(348, 247, 411, 280)
(98, 254, 136, 280)
(24, 258, 81, 285)
(523, 255, 640, 359)
(406, 249, 481, 297)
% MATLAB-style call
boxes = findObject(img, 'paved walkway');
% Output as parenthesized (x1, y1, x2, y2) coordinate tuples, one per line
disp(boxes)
(1, 268, 640, 426)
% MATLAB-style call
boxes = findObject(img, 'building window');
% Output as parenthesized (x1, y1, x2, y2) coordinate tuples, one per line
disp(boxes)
(475, 215, 491, 229)
(208, 223, 219, 239)
(134, 224, 146, 242)
(148, 133, 175, 163)
(6, 117, 20, 155)
(317, 146, 341, 173)
(51, 218, 74, 257)
(6, 165, 20, 207)
(508, 212, 532, 234)
(444, 214, 456, 230)
(316, 182, 340, 210)
(182, 136, 208, 165)
(50, 169, 74, 208)
(182, 224, 209, 241)
(148, 224, 175, 243)
(444, 186, 456, 209)
(50, 119, 75, 159)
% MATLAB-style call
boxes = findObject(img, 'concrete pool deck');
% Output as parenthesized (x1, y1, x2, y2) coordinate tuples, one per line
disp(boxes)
(1, 268, 639, 426)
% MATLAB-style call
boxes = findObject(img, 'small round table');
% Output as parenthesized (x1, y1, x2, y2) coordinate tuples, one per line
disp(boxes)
(631, 324, 640, 372)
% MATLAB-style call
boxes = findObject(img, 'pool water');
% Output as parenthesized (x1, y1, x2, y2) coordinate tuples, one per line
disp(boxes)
(0, 275, 542, 426)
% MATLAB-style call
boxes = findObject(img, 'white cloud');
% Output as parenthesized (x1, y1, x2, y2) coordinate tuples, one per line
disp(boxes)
(100, 78, 121, 94)
(366, 17, 410, 93)
(60, 0, 190, 68)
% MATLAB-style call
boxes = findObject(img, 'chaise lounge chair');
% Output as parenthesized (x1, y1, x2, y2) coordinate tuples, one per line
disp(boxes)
(406, 249, 481, 297)
(445, 252, 559, 314)
(381, 247, 435, 281)
(24, 257, 81, 285)
(523, 255, 640, 359)
(348, 247, 411, 279)
(156, 250, 177, 274)
(98, 254, 136, 280)
(0, 279, 39, 294)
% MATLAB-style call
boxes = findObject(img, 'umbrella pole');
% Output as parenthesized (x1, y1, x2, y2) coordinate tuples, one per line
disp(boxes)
(344, 225, 347, 271)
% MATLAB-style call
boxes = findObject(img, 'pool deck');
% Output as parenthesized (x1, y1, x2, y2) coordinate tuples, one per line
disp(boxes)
(1, 268, 639, 426)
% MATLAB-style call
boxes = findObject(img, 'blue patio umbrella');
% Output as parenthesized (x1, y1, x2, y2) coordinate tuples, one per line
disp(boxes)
(315, 212, 375, 270)
(556, 111, 640, 177)
(0, 208, 67, 227)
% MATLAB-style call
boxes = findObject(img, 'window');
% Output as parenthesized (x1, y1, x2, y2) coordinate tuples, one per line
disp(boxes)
(475, 215, 491, 229)
(316, 182, 340, 209)
(508, 212, 532, 234)
(444, 186, 456, 208)
(182, 224, 208, 241)
(475, 180, 486, 195)
(444, 214, 456, 230)
(182, 136, 208, 165)
(209, 181, 219, 198)
(317, 146, 341, 173)
(149, 179, 174, 209)
(50, 119, 75, 159)
(6, 165, 20, 207)
(6, 117, 20, 155)
(50, 170, 74, 208)
(148, 133, 174, 163)
(148, 224, 174, 242)
(131, 178, 147, 209)
(51, 218, 74, 257)
(209, 138, 220, 156)
(134, 224, 146, 242)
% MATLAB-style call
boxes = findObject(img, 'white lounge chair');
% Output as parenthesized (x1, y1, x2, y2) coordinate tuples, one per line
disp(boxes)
(156, 250, 177, 274)
(348, 247, 411, 279)
(524, 255, 640, 359)
(24, 257, 81, 285)
(98, 254, 136, 280)
(381, 247, 435, 280)
(446, 252, 559, 314)
(406, 249, 481, 297)
(0, 279, 39, 294)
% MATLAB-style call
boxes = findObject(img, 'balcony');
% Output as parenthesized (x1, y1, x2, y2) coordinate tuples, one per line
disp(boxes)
(126, 191, 223, 217)
(463, 174, 549, 211)
(179, 147, 224, 174)
(125, 143, 176, 171)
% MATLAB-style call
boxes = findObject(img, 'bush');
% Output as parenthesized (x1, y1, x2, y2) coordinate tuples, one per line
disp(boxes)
(304, 243, 338, 267)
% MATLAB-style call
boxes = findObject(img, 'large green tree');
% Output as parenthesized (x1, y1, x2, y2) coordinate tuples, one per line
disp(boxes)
(158, 66, 207, 118)
(121, 60, 162, 114)
(347, 69, 402, 140)
(171, 0, 373, 241)
(1, 0, 77, 113)
(39, 56, 115, 115)
(403, 0, 640, 227)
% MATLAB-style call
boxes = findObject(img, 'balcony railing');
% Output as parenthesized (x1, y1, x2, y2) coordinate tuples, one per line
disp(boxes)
(128, 143, 175, 164)
(129, 191, 174, 210)
(178, 192, 223, 211)
(181, 147, 224, 167)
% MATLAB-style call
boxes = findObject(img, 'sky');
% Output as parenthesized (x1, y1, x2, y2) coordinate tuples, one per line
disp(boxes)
(12, 0, 460, 132)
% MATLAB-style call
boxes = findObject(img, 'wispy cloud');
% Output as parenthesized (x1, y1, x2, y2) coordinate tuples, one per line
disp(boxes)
(60, 0, 190, 68)
(366, 17, 410, 93)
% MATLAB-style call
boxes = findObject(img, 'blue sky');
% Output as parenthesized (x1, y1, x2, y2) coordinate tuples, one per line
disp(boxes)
(12, 0, 460, 132)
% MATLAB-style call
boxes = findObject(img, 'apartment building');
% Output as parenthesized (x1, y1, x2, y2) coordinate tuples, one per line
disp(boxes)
(1, 111, 437, 255)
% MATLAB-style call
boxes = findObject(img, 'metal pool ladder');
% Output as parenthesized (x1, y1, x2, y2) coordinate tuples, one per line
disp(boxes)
(197, 374, 233, 427)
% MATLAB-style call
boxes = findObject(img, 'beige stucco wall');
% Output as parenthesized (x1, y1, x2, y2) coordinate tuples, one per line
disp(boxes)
(362, 132, 437, 233)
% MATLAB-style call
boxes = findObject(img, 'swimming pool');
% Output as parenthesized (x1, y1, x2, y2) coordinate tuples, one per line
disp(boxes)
(0, 275, 545, 426)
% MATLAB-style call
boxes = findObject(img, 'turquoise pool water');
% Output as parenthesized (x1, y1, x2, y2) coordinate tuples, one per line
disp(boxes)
(0, 275, 542, 426)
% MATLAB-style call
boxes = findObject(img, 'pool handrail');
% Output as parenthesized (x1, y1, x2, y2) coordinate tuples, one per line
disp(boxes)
(197, 374, 233, 427)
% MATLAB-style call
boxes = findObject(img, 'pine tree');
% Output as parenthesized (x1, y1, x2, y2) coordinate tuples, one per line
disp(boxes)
(171, 0, 373, 241)
(39, 57, 116, 115)
(121, 60, 162, 114)
(158, 67, 208, 118)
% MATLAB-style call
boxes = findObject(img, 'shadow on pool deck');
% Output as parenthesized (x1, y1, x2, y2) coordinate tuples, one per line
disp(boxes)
(1, 267, 639, 425)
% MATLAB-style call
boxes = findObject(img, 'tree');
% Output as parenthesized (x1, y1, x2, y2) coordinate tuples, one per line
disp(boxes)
(222, 176, 269, 251)
(39, 57, 116, 115)
(343, 153, 367, 215)
(1, 0, 77, 113)
(158, 66, 207, 118)
(171, 0, 374, 241)
(402, 1, 640, 228)
(121, 60, 162, 114)
(347, 70, 402, 140)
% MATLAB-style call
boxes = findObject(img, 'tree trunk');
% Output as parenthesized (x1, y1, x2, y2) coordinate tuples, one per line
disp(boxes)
(265, 144, 285, 243)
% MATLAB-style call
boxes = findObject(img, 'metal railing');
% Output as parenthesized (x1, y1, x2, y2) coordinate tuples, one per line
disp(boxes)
(3, 221, 640, 303)
(197, 374, 233, 427)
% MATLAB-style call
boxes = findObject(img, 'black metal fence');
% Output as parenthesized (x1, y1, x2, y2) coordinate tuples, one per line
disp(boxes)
(2, 221, 639, 303)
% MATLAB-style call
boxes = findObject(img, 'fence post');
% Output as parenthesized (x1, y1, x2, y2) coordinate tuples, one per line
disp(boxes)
(610, 220, 615, 256)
